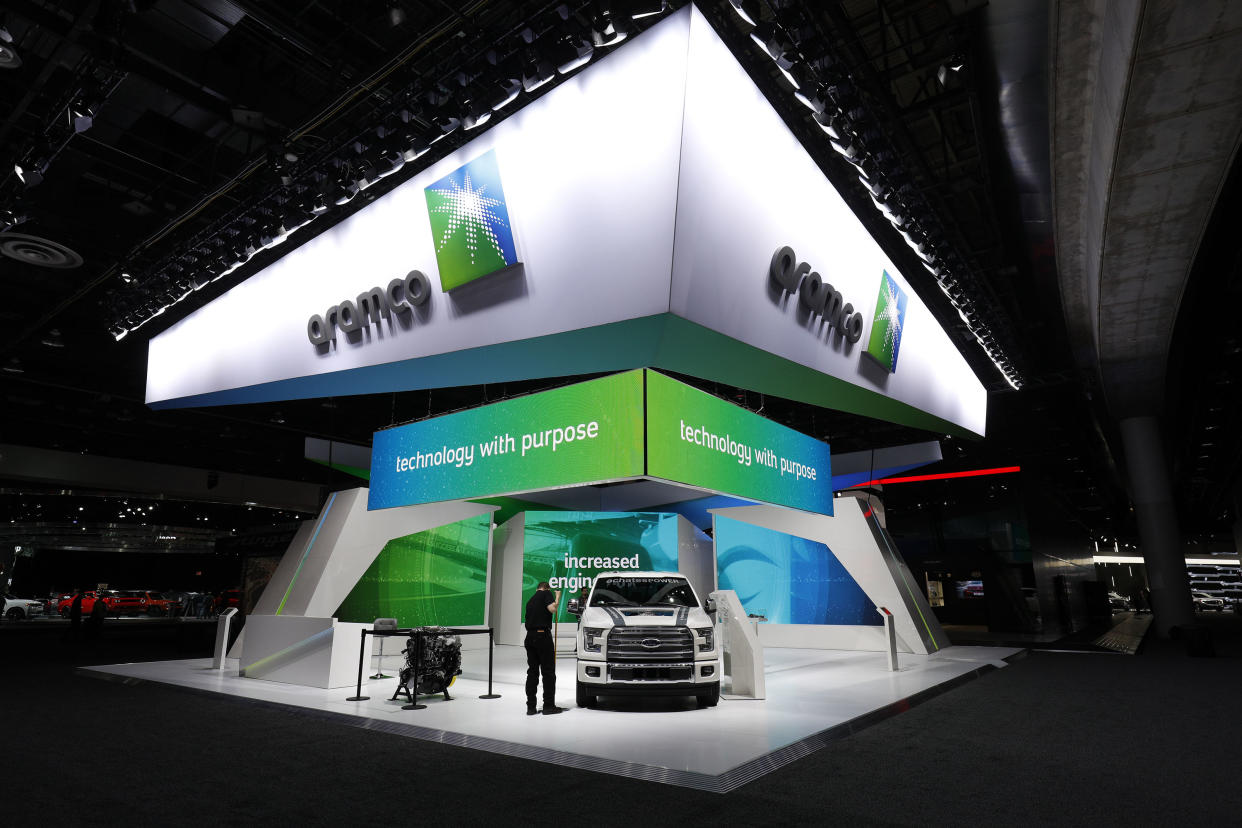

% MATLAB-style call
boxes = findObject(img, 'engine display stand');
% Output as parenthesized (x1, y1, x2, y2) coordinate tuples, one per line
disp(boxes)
(345, 627, 500, 707)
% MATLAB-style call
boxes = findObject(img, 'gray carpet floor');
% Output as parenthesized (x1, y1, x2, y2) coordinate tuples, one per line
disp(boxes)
(4, 615, 1240, 826)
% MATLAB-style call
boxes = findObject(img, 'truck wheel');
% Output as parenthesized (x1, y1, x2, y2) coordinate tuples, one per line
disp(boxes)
(576, 681, 596, 708)
(696, 684, 720, 708)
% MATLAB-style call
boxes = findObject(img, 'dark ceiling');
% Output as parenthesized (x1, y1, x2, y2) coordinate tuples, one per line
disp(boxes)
(0, 0, 1237, 559)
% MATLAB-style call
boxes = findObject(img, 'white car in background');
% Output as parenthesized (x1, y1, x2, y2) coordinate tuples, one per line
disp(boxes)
(4, 594, 45, 620)
(1191, 591, 1226, 612)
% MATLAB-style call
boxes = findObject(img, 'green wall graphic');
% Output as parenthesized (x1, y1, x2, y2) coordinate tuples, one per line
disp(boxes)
(520, 511, 680, 623)
(334, 512, 491, 627)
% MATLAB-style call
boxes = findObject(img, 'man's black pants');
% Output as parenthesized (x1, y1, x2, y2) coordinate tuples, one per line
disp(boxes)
(524, 628, 555, 708)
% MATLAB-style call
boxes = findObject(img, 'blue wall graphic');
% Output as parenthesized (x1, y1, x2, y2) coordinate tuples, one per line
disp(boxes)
(715, 515, 879, 625)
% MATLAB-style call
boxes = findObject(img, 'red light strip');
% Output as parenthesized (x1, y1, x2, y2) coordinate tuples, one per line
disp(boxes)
(851, 465, 1021, 488)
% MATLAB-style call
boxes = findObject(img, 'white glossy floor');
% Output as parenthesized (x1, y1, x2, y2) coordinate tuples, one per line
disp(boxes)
(83, 643, 1021, 792)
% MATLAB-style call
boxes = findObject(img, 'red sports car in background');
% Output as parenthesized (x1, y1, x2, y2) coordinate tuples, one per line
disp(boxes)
(57, 591, 120, 616)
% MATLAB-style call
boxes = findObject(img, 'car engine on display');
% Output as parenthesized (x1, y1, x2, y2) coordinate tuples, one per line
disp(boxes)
(400, 627, 464, 701)
(569, 572, 719, 709)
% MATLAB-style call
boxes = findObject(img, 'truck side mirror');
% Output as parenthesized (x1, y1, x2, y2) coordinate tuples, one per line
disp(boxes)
(567, 598, 582, 616)
(703, 597, 716, 614)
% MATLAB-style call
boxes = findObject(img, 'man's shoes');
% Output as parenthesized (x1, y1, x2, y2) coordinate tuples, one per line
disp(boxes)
(541, 705, 567, 715)
(526, 705, 539, 716)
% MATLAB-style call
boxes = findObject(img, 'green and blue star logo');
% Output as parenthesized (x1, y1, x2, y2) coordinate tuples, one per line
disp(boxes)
(864, 271, 907, 373)
(424, 149, 519, 291)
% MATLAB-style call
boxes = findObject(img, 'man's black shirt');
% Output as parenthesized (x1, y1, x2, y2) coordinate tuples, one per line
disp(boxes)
(525, 589, 554, 629)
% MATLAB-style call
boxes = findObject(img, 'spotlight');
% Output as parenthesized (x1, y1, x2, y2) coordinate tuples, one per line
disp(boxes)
(812, 109, 846, 140)
(937, 56, 966, 87)
(490, 77, 521, 111)
(387, 3, 406, 26)
(630, 0, 667, 18)
(14, 154, 49, 188)
(372, 144, 406, 177)
(309, 193, 330, 215)
(472, 62, 522, 113)
(258, 222, 279, 248)
(829, 132, 863, 160)
(332, 166, 360, 204)
(266, 144, 296, 186)
(778, 60, 816, 92)
(401, 129, 430, 162)
(69, 93, 102, 133)
(0, 26, 20, 70)
(750, 24, 796, 71)
(520, 45, 556, 93)
(462, 95, 492, 131)
(0, 205, 26, 232)
(549, 14, 594, 75)
(590, 4, 631, 47)
(427, 102, 460, 142)
(727, 0, 760, 27)
(795, 82, 830, 113)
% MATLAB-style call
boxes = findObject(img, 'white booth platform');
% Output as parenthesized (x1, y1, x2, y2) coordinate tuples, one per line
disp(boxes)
(81, 643, 1022, 793)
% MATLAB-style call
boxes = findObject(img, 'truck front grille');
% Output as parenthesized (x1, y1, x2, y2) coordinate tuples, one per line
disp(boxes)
(608, 664, 694, 681)
(607, 626, 693, 662)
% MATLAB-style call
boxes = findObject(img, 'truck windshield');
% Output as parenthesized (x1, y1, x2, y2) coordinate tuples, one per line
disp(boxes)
(590, 576, 697, 608)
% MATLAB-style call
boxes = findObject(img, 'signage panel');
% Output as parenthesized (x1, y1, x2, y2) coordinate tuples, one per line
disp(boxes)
(368, 371, 645, 510)
(667, 6, 986, 436)
(146, 14, 689, 406)
(645, 371, 833, 516)
(145, 6, 985, 439)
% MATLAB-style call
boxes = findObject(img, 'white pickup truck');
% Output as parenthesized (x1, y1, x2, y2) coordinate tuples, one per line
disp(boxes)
(568, 571, 719, 709)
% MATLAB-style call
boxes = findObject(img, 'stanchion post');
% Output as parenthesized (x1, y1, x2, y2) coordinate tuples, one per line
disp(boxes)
(402, 628, 427, 710)
(480, 627, 500, 699)
(346, 628, 370, 701)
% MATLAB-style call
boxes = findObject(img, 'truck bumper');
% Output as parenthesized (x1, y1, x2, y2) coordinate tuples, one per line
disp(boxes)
(577, 658, 719, 687)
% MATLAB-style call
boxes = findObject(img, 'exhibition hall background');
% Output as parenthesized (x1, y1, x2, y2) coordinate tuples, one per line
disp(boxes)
(0, 0, 1240, 690)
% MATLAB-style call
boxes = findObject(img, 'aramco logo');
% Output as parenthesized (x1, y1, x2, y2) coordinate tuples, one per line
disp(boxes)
(863, 271, 907, 373)
(424, 148, 519, 291)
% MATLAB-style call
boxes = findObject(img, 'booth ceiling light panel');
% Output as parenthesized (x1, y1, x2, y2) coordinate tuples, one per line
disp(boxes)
(146, 6, 987, 439)
(369, 370, 834, 516)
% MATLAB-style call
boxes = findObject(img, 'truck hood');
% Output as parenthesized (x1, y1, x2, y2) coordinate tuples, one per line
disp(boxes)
(581, 605, 712, 628)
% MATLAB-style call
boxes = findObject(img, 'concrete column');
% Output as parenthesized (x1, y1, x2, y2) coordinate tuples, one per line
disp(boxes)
(1119, 416, 1193, 636)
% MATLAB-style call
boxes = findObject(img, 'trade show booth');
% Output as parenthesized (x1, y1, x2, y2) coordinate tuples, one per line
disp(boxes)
(83, 7, 1017, 792)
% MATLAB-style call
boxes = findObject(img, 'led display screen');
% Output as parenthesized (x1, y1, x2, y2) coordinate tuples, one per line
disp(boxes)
(646, 370, 833, 515)
(369, 371, 645, 510)
(715, 515, 878, 625)
(333, 512, 491, 627)
(520, 511, 679, 624)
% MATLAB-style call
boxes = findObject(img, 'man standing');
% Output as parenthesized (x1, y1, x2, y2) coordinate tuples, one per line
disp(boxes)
(524, 581, 565, 716)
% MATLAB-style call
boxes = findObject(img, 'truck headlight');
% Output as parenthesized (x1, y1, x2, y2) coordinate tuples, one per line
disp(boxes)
(692, 626, 713, 652)
(583, 627, 604, 652)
